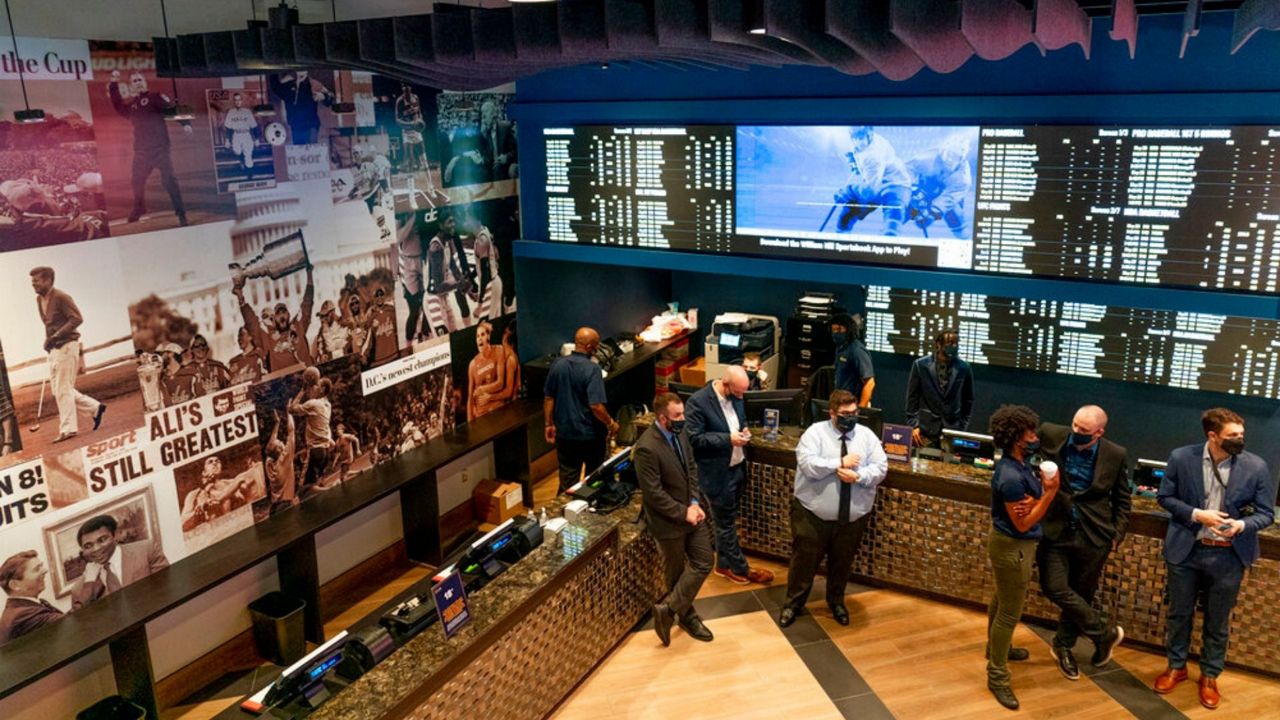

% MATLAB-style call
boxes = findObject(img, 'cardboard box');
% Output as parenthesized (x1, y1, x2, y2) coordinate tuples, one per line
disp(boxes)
(679, 357, 706, 386)
(660, 336, 690, 362)
(473, 479, 524, 525)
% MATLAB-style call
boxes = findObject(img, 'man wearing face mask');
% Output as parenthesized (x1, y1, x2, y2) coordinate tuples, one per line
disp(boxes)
(780, 389, 888, 628)
(635, 393, 714, 646)
(905, 328, 974, 447)
(686, 366, 772, 585)
(1034, 405, 1128, 681)
(544, 327, 619, 492)
(830, 314, 875, 407)
(1154, 408, 1274, 709)
(739, 352, 770, 390)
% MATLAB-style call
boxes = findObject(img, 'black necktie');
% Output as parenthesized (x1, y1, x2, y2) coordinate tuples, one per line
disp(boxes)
(670, 433, 685, 467)
(838, 433, 851, 524)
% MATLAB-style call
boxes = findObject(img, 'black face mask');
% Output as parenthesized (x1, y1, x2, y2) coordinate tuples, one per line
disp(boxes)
(1023, 440, 1041, 455)
(832, 332, 848, 346)
(1221, 437, 1245, 456)
(745, 369, 758, 381)
(941, 345, 959, 361)
(834, 413, 858, 433)
(667, 419, 686, 434)
(1070, 431, 1094, 447)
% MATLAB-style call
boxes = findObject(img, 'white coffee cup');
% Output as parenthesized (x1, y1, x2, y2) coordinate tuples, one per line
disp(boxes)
(1039, 460, 1059, 479)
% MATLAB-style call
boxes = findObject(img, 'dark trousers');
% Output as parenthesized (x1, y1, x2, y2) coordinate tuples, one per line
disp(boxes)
(403, 288, 424, 343)
(1166, 545, 1245, 678)
(303, 446, 330, 489)
(556, 436, 606, 492)
(705, 463, 749, 575)
(655, 521, 714, 620)
(1037, 532, 1111, 649)
(785, 498, 869, 611)
(130, 148, 186, 218)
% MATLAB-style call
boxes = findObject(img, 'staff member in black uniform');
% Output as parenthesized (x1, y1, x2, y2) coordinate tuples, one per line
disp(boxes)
(904, 328, 974, 447)
(636, 393, 714, 646)
(1036, 405, 1127, 681)
(831, 313, 874, 407)
(985, 405, 1059, 710)
(543, 327, 619, 492)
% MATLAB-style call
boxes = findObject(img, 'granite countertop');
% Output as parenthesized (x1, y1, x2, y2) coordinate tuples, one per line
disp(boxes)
(309, 494, 644, 720)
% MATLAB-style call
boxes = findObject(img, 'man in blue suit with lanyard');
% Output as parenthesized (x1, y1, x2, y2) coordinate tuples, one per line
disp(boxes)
(1154, 407, 1275, 709)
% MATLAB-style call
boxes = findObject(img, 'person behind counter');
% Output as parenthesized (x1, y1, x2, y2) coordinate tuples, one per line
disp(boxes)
(1154, 407, 1275, 709)
(985, 404, 1059, 711)
(740, 351, 770, 390)
(779, 389, 887, 629)
(686, 366, 773, 586)
(904, 328, 974, 447)
(543, 327, 619, 492)
(635, 393, 715, 647)
(1035, 405, 1127, 681)
(830, 313, 874, 407)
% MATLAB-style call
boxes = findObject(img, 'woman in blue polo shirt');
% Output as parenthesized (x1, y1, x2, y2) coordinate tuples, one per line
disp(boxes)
(986, 404, 1060, 710)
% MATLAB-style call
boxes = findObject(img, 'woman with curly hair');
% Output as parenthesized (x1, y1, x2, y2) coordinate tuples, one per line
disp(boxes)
(986, 404, 1060, 710)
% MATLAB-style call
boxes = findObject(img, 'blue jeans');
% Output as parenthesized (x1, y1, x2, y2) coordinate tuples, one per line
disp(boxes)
(705, 463, 748, 575)
(1165, 545, 1245, 678)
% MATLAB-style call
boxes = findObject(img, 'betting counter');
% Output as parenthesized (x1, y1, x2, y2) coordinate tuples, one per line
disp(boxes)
(298, 494, 661, 720)
(632, 416, 1280, 677)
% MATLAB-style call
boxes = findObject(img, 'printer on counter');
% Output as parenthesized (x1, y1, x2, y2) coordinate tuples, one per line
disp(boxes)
(705, 313, 781, 384)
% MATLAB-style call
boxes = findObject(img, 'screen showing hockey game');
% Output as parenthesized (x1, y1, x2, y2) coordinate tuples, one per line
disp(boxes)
(735, 125, 981, 269)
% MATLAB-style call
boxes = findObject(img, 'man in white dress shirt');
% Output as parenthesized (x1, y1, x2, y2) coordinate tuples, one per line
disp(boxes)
(780, 389, 887, 628)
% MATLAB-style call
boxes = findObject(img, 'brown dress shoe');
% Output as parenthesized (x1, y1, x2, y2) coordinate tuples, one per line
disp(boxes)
(1199, 675, 1220, 709)
(713, 567, 750, 585)
(1154, 667, 1188, 694)
(746, 567, 775, 584)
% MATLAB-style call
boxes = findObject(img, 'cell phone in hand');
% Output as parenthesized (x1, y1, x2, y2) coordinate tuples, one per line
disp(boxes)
(1216, 523, 1234, 532)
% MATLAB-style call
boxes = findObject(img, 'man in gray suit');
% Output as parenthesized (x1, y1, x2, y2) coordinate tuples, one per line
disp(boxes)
(70, 514, 169, 610)
(635, 393, 714, 647)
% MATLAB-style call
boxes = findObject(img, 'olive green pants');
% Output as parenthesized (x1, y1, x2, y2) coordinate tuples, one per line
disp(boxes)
(986, 530, 1036, 689)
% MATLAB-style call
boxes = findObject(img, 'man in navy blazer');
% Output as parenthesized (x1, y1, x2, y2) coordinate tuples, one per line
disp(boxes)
(685, 366, 773, 585)
(1154, 408, 1275, 709)
(904, 328, 974, 447)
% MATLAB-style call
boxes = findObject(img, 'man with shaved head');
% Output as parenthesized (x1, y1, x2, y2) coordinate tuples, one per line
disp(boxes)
(544, 326, 619, 492)
(1033, 405, 1129, 680)
(685, 366, 772, 584)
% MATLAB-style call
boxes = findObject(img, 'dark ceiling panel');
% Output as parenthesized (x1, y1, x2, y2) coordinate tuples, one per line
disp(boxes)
(826, 0, 926, 81)
(706, 0, 821, 64)
(512, 3, 563, 60)
(764, 0, 876, 75)
(891, 0, 975, 74)
(1034, 0, 1093, 58)
(961, 0, 1037, 62)
(1232, 0, 1280, 53)
(1110, 0, 1139, 58)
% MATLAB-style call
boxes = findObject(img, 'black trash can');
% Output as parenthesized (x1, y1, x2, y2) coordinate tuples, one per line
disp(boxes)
(248, 591, 307, 665)
(76, 695, 145, 720)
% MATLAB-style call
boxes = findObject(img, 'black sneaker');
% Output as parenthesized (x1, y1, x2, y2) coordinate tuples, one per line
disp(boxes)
(988, 684, 1019, 710)
(1092, 625, 1124, 667)
(1053, 646, 1080, 681)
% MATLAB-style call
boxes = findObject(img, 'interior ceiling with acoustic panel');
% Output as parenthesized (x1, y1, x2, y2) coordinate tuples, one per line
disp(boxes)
(154, 0, 1272, 89)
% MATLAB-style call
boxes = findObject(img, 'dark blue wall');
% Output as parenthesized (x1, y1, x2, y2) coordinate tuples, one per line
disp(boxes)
(512, 12, 1280, 470)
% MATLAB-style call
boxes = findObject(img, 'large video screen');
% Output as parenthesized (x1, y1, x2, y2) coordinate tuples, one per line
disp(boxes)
(736, 125, 980, 269)
(865, 285, 1280, 398)
(543, 123, 1280, 294)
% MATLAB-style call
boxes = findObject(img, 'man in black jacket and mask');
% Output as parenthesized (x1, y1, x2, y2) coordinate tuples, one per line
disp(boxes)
(904, 328, 974, 447)
(1033, 405, 1128, 680)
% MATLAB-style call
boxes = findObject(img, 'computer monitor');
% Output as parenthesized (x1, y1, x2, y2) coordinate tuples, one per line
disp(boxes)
(742, 388, 806, 427)
(1133, 458, 1168, 489)
(942, 429, 995, 461)
(668, 381, 702, 403)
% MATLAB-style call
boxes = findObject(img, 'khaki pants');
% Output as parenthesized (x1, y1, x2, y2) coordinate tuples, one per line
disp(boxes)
(48, 341, 99, 435)
(986, 530, 1036, 689)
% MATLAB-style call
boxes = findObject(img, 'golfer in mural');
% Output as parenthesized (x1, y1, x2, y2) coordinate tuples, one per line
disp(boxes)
(30, 267, 106, 443)
(107, 70, 190, 227)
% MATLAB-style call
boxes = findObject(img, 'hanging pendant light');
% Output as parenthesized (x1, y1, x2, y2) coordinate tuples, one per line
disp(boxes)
(4, 0, 43, 123)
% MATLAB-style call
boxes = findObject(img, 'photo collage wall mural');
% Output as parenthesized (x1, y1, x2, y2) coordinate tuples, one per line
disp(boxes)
(0, 38, 519, 646)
